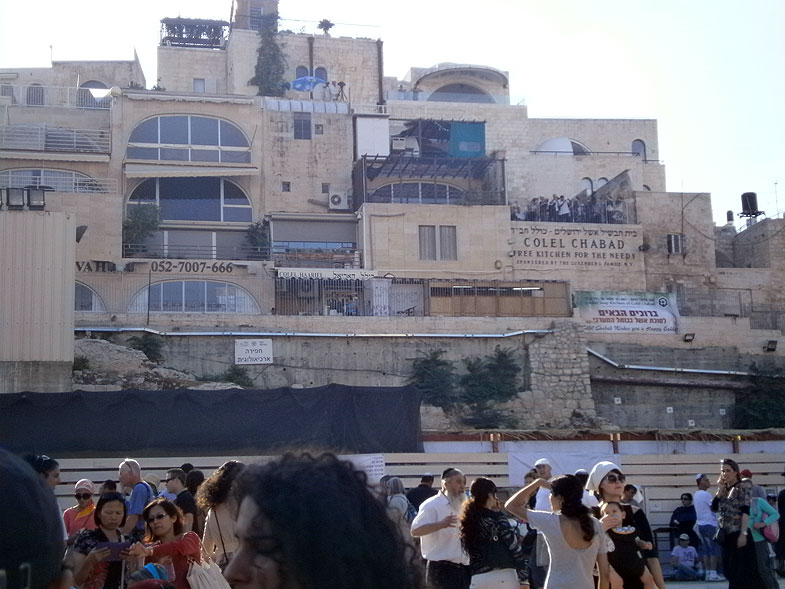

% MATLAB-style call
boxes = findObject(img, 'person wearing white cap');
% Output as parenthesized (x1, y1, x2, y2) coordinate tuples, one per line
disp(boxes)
(63, 478, 97, 538)
(587, 461, 666, 589)
(670, 533, 699, 581)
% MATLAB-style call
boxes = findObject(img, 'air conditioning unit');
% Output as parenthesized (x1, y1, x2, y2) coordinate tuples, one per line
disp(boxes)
(391, 136, 406, 151)
(328, 193, 351, 211)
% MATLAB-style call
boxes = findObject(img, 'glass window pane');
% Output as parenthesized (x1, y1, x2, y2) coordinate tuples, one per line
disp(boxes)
(439, 225, 457, 260)
(130, 179, 157, 201)
(183, 281, 205, 312)
(219, 120, 248, 147)
(161, 282, 183, 312)
(160, 116, 189, 144)
(159, 177, 221, 221)
(148, 283, 162, 311)
(222, 181, 249, 205)
(191, 117, 219, 145)
(160, 148, 189, 161)
(206, 282, 229, 312)
(223, 207, 252, 222)
(419, 225, 436, 260)
(129, 118, 159, 143)
(220, 150, 251, 163)
(127, 146, 159, 160)
(191, 149, 220, 162)
(75, 284, 94, 311)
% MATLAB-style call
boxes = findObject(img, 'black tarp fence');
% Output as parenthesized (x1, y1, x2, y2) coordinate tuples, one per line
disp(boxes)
(0, 385, 423, 456)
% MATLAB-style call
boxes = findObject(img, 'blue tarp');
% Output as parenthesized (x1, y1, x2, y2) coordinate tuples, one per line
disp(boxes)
(448, 122, 485, 158)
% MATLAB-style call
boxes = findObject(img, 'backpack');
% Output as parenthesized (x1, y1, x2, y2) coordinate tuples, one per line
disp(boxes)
(404, 499, 417, 524)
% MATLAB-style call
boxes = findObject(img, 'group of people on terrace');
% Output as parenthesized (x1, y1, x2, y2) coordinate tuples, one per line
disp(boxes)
(3, 449, 784, 589)
(511, 193, 632, 225)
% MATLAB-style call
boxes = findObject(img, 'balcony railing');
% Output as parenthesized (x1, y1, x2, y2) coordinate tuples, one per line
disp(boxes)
(0, 125, 110, 153)
(384, 90, 511, 105)
(0, 84, 112, 109)
(123, 244, 362, 268)
(1, 175, 117, 194)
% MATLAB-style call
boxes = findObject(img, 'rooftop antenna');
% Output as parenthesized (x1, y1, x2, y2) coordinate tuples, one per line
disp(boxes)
(775, 181, 779, 218)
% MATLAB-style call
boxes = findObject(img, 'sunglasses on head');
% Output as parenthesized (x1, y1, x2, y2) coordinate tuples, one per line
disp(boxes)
(604, 473, 626, 483)
(146, 513, 168, 524)
(74, 493, 92, 500)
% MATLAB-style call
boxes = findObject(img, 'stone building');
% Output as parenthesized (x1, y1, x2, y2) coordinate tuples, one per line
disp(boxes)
(1, 0, 783, 429)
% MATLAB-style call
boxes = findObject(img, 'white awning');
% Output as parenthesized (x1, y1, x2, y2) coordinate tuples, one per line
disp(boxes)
(124, 163, 259, 178)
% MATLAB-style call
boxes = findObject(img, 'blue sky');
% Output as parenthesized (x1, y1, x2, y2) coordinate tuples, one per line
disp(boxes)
(1, 0, 783, 226)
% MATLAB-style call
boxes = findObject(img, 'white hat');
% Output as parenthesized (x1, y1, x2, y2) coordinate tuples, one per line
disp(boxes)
(534, 458, 551, 467)
(695, 473, 705, 481)
(587, 461, 623, 492)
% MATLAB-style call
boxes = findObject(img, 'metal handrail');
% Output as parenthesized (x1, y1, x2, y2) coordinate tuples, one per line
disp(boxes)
(0, 125, 110, 153)
(122, 244, 363, 267)
(0, 84, 113, 109)
(0, 176, 118, 194)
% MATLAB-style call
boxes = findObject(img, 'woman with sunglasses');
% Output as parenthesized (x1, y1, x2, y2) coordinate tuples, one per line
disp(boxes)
(128, 497, 201, 589)
(587, 462, 662, 589)
(70, 492, 131, 589)
(64, 479, 98, 538)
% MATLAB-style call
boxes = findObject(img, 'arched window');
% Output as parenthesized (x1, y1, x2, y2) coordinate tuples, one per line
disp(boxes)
(428, 83, 494, 104)
(75, 283, 106, 312)
(314, 66, 328, 82)
(533, 137, 592, 155)
(295, 65, 309, 78)
(632, 139, 646, 160)
(127, 115, 251, 163)
(0, 168, 107, 193)
(77, 81, 110, 109)
(128, 280, 260, 313)
(579, 177, 593, 195)
(369, 181, 464, 204)
(26, 84, 44, 106)
(128, 177, 252, 222)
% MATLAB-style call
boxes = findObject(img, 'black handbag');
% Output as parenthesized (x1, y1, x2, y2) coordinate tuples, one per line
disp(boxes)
(713, 527, 726, 544)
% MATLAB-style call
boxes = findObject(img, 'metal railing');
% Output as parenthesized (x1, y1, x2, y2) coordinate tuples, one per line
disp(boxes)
(0, 84, 113, 109)
(530, 150, 661, 164)
(0, 125, 110, 153)
(384, 90, 511, 105)
(1, 175, 117, 194)
(123, 244, 362, 267)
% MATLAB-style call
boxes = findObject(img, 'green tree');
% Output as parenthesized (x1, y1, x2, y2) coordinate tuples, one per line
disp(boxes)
(249, 13, 287, 97)
(408, 349, 457, 408)
(317, 19, 334, 36)
(126, 334, 165, 363)
(122, 204, 160, 246)
(733, 364, 785, 428)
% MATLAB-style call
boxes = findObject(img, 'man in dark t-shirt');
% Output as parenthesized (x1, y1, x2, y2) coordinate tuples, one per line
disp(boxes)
(165, 468, 199, 535)
(405, 474, 438, 511)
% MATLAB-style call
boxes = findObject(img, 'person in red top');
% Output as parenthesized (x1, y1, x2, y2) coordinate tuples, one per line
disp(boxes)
(129, 498, 201, 589)
(63, 478, 98, 539)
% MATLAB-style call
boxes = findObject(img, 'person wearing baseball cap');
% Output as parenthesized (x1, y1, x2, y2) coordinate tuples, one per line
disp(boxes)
(671, 533, 700, 581)
(63, 479, 98, 538)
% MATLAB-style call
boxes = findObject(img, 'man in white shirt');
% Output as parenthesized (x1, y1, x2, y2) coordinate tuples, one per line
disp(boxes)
(694, 473, 723, 582)
(411, 467, 470, 589)
(529, 458, 555, 589)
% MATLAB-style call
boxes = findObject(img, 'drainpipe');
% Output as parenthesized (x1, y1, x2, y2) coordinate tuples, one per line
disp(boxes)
(308, 36, 314, 75)
(376, 39, 384, 105)
(587, 347, 754, 377)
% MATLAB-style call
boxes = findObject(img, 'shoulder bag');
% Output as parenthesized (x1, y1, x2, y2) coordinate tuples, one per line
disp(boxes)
(186, 538, 232, 589)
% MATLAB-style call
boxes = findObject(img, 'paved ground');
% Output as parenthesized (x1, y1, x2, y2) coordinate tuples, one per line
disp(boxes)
(666, 580, 785, 588)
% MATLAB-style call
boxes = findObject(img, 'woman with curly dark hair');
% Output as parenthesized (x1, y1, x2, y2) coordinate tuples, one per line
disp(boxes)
(459, 477, 527, 587)
(196, 460, 245, 568)
(506, 474, 609, 589)
(223, 452, 423, 589)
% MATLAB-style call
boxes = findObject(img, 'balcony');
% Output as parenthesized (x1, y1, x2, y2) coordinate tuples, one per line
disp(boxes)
(353, 154, 505, 209)
(0, 84, 112, 109)
(0, 125, 110, 153)
(122, 243, 362, 268)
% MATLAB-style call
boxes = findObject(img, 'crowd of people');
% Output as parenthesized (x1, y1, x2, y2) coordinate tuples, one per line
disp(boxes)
(2, 449, 784, 589)
(510, 194, 634, 225)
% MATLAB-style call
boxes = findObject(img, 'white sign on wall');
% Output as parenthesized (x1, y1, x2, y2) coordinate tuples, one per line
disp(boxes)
(576, 291, 679, 334)
(234, 339, 273, 365)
